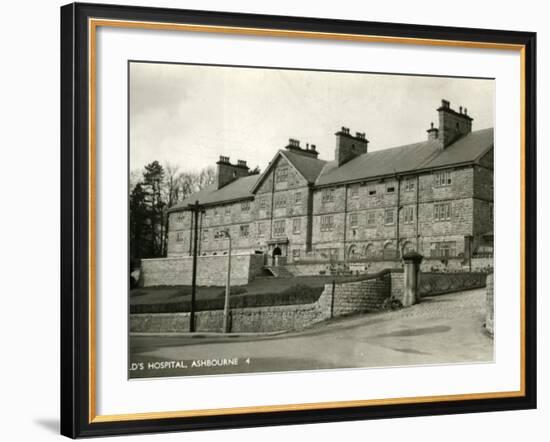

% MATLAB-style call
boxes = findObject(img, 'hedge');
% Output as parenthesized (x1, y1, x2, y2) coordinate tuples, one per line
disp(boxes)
(130, 284, 324, 314)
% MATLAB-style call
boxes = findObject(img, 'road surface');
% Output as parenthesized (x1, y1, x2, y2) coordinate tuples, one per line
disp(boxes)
(129, 288, 493, 378)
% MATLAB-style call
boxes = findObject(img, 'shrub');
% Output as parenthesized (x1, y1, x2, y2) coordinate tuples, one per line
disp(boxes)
(216, 287, 247, 298)
(130, 284, 323, 314)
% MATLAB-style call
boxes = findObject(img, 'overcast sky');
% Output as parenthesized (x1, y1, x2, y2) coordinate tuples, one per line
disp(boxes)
(129, 62, 494, 173)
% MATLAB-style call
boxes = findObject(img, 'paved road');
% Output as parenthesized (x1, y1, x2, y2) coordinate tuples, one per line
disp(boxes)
(129, 288, 493, 379)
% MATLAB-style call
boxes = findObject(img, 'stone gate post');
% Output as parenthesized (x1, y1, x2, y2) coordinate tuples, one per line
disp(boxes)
(402, 252, 423, 307)
(485, 273, 494, 336)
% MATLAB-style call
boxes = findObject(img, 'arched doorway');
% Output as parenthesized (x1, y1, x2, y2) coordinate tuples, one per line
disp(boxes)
(364, 244, 375, 259)
(272, 246, 282, 266)
(383, 242, 397, 260)
(348, 245, 359, 260)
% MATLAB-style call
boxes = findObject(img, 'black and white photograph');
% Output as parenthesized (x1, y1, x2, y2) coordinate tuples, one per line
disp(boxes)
(0, 0, 543, 439)
(128, 62, 495, 379)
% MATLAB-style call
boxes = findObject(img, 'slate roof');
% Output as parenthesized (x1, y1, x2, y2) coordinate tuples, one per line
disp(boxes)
(169, 174, 257, 211)
(315, 128, 493, 186)
(170, 128, 493, 210)
(281, 150, 327, 183)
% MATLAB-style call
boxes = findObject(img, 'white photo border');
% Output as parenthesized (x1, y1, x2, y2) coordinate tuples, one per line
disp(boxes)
(91, 20, 523, 420)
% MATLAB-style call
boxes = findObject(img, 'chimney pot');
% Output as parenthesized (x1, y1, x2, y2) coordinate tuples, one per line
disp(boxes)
(335, 127, 368, 166)
(436, 99, 473, 148)
(288, 138, 300, 147)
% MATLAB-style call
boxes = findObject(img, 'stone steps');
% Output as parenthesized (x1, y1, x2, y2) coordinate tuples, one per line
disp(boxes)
(263, 266, 294, 278)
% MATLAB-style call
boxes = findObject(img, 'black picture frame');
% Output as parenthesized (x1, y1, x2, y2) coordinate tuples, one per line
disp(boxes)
(60, 2, 537, 438)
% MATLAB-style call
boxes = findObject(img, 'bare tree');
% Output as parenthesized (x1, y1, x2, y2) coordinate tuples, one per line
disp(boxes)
(129, 169, 142, 191)
(129, 162, 220, 261)
(194, 166, 216, 191)
(161, 162, 181, 254)
(163, 162, 181, 208)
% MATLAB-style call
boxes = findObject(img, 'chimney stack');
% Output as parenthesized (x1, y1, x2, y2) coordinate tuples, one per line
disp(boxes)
(216, 156, 249, 189)
(436, 99, 473, 148)
(334, 126, 369, 166)
(284, 138, 320, 159)
(427, 121, 439, 141)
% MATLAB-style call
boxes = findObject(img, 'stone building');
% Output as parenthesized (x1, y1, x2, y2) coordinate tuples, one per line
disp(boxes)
(166, 99, 493, 267)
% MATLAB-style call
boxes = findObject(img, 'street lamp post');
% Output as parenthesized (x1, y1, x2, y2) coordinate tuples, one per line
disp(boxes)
(215, 229, 232, 333)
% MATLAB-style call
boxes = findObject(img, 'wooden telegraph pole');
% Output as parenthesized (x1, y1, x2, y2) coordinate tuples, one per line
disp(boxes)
(188, 200, 201, 332)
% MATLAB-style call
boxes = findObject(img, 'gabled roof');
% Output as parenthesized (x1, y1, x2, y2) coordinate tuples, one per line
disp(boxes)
(315, 128, 493, 186)
(169, 174, 258, 211)
(169, 128, 493, 211)
(282, 150, 327, 183)
(249, 149, 326, 193)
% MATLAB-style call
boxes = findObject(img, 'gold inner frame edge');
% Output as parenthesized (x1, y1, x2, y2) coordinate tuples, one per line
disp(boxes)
(87, 18, 527, 424)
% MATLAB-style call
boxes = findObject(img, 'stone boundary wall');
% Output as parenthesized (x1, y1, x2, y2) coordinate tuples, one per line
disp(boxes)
(141, 253, 264, 287)
(389, 270, 405, 304)
(327, 272, 392, 316)
(286, 260, 402, 276)
(420, 257, 493, 272)
(485, 273, 494, 335)
(131, 289, 332, 333)
(418, 272, 487, 297)
(471, 257, 494, 272)
(285, 256, 493, 276)
(131, 270, 398, 333)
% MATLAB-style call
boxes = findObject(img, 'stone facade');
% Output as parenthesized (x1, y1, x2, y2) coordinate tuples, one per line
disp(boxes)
(163, 99, 493, 281)
(169, 165, 492, 265)
(141, 253, 264, 287)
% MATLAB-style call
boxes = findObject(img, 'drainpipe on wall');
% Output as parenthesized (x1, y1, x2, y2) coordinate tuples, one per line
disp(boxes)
(416, 175, 420, 252)
(396, 174, 401, 259)
(306, 183, 314, 253)
(331, 278, 336, 319)
(343, 185, 348, 261)
(269, 167, 276, 243)
(469, 235, 473, 272)
(198, 209, 204, 256)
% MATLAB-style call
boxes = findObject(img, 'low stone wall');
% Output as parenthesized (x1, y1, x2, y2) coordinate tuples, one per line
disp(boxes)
(131, 290, 332, 333)
(485, 273, 494, 335)
(141, 253, 264, 287)
(285, 260, 402, 276)
(389, 270, 405, 304)
(285, 256, 493, 276)
(471, 257, 494, 272)
(327, 272, 392, 316)
(419, 257, 493, 273)
(418, 272, 487, 297)
(286, 263, 330, 276)
(131, 271, 398, 333)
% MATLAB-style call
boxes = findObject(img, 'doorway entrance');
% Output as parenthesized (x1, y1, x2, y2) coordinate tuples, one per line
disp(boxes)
(272, 246, 282, 266)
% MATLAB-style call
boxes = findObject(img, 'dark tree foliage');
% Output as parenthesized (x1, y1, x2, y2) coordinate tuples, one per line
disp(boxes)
(129, 161, 216, 270)
(142, 161, 166, 257)
(129, 182, 149, 267)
